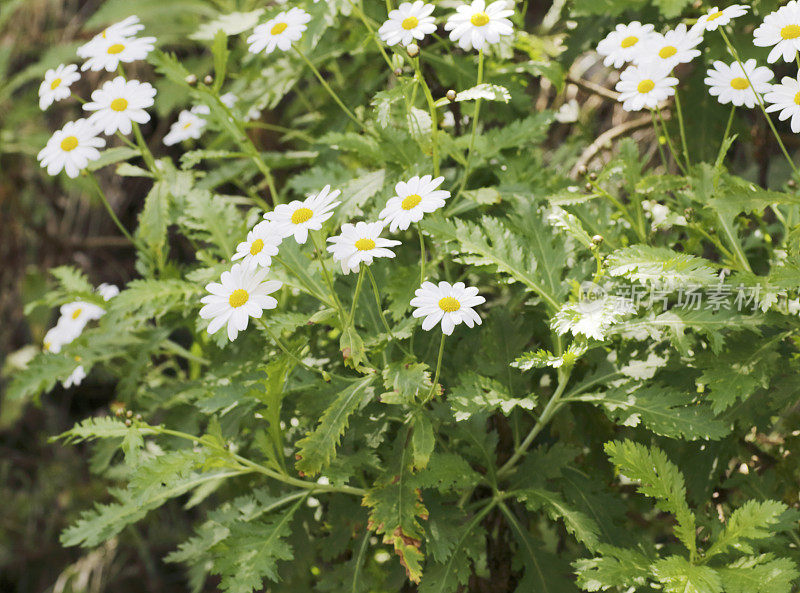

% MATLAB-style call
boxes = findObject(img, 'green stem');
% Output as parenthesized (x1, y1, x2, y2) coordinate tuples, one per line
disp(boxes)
(496, 367, 571, 478)
(153, 425, 366, 496)
(132, 121, 157, 172)
(424, 333, 446, 402)
(715, 209, 752, 273)
(311, 232, 347, 324)
(87, 172, 135, 244)
(719, 28, 799, 178)
(673, 88, 691, 167)
(418, 226, 426, 283)
(413, 55, 441, 177)
(258, 318, 345, 381)
(453, 50, 485, 206)
(349, 266, 366, 325)
(365, 266, 411, 354)
(655, 108, 688, 175)
(348, 0, 395, 70)
(716, 105, 736, 167)
(295, 47, 369, 132)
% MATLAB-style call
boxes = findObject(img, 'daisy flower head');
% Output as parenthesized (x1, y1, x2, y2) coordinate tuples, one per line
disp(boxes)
(705, 59, 773, 108)
(83, 77, 156, 136)
(59, 300, 106, 331)
(37, 119, 105, 178)
(264, 185, 341, 245)
(379, 1, 437, 47)
(765, 73, 800, 132)
(379, 175, 450, 232)
(695, 5, 748, 33)
(232, 221, 282, 269)
(754, 3, 800, 64)
(444, 0, 514, 52)
(199, 263, 282, 342)
(39, 64, 80, 111)
(410, 281, 485, 335)
(77, 15, 145, 57)
(614, 63, 678, 112)
(163, 110, 207, 146)
(97, 283, 120, 301)
(247, 8, 311, 55)
(596, 22, 655, 69)
(637, 24, 702, 69)
(326, 221, 402, 274)
(43, 324, 77, 354)
(63, 364, 87, 389)
(80, 33, 156, 72)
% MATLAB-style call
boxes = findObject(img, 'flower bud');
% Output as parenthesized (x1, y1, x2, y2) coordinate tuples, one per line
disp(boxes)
(203, 74, 214, 85)
(591, 234, 604, 245)
(577, 165, 588, 177)
(394, 68, 403, 77)
(407, 43, 420, 58)
(446, 89, 457, 101)
(185, 74, 197, 85)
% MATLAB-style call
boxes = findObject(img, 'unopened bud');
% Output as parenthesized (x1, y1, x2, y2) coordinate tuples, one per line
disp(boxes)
(446, 89, 457, 101)
(584, 182, 593, 192)
(588, 171, 598, 181)
(407, 43, 419, 58)
(789, 179, 797, 189)
(203, 75, 214, 85)
(576, 165, 588, 177)
(393, 68, 403, 76)
(125, 419, 132, 427)
(591, 234, 604, 245)
(185, 74, 197, 85)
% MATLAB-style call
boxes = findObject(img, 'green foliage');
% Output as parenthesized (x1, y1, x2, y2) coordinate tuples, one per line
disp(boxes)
(8, 0, 800, 591)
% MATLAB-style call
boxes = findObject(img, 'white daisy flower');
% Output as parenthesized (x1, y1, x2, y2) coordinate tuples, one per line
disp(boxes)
(326, 221, 402, 274)
(596, 21, 655, 69)
(379, 175, 450, 232)
(37, 119, 105, 178)
(410, 281, 485, 335)
(39, 64, 80, 111)
(379, 1, 437, 47)
(704, 59, 773, 108)
(637, 24, 702, 69)
(754, 3, 800, 64)
(59, 300, 105, 330)
(232, 221, 282, 269)
(63, 364, 87, 389)
(77, 16, 145, 58)
(163, 110, 207, 146)
(444, 0, 514, 52)
(43, 324, 77, 354)
(694, 5, 748, 33)
(80, 34, 156, 72)
(97, 283, 120, 301)
(264, 185, 341, 245)
(765, 74, 800, 132)
(247, 8, 311, 55)
(82, 77, 156, 136)
(614, 64, 678, 112)
(199, 263, 282, 342)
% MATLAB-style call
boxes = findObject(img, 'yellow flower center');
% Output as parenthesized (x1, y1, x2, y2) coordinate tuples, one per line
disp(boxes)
(107, 43, 125, 54)
(402, 16, 419, 30)
(110, 97, 128, 112)
(354, 238, 376, 251)
(291, 207, 313, 224)
(71, 308, 82, 320)
(228, 288, 249, 308)
(781, 24, 800, 39)
(438, 296, 460, 312)
(60, 136, 79, 152)
(707, 10, 723, 21)
(620, 35, 638, 48)
(50, 78, 62, 90)
(401, 194, 422, 210)
(637, 79, 655, 93)
(794, 91, 800, 105)
(658, 45, 677, 59)
(183, 121, 193, 129)
(44, 341, 52, 351)
(470, 12, 490, 27)
(730, 77, 749, 90)
(250, 238, 264, 255)
(271, 22, 288, 35)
